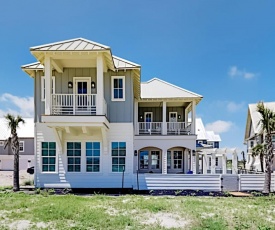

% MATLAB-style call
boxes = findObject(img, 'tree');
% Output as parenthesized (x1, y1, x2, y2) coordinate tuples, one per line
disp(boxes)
(252, 143, 265, 172)
(256, 102, 275, 194)
(4, 114, 25, 191)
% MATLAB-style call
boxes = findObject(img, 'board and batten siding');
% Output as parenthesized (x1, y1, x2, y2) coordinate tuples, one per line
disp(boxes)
(35, 123, 134, 188)
(104, 70, 134, 123)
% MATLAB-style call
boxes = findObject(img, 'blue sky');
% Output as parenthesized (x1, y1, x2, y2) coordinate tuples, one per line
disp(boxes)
(0, 0, 274, 153)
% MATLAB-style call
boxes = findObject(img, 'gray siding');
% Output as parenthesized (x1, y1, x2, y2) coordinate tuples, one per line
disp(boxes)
(104, 70, 134, 122)
(0, 138, 34, 156)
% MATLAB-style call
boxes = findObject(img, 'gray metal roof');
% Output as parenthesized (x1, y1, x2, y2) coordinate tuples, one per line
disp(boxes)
(113, 56, 140, 69)
(21, 62, 44, 70)
(30, 38, 110, 51)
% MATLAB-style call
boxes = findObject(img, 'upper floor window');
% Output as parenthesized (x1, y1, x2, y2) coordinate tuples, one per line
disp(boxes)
(41, 76, 56, 101)
(215, 157, 218, 166)
(19, 141, 24, 152)
(214, 142, 219, 148)
(111, 76, 125, 101)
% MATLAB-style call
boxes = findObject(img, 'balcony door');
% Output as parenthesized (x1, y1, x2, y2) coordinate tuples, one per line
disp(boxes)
(74, 78, 91, 112)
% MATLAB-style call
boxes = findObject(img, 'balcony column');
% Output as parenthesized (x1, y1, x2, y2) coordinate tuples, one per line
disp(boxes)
(211, 150, 216, 174)
(162, 101, 167, 135)
(191, 100, 196, 135)
(232, 149, 238, 174)
(96, 54, 104, 115)
(134, 100, 139, 135)
(44, 56, 52, 115)
(162, 148, 167, 174)
(202, 152, 208, 174)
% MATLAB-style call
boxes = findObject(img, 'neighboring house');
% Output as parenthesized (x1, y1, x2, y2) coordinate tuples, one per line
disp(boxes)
(196, 118, 222, 173)
(22, 38, 203, 189)
(244, 102, 275, 171)
(0, 118, 34, 170)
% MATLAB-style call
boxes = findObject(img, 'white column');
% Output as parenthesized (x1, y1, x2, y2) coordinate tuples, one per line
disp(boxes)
(44, 56, 52, 115)
(222, 153, 227, 174)
(162, 149, 167, 174)
(162, 101, 167, 135)
(202, 153, 208, 174)
(191, 100, 196, 135)
(191, 151, 197, 174)
(211, 151, 216, 174)
(184, 149, 189, 173)
(195, 152, 199, 174)
(97, 54, 104, 115)
(232, 149, 238, 174)
(134, 100, 138, 135)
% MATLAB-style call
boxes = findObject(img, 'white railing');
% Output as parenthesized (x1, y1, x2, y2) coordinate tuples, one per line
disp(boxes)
(51, 94, 96, 115)
(138, 122, 162, 135)
(167, 122, 191, 135)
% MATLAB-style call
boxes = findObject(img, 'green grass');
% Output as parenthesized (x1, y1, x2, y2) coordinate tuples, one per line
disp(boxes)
(0, 193, 275, 229)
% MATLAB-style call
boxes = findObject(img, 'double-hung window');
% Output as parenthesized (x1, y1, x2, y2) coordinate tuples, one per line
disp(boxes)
(19, 141, 24, 152)
(111, 76, 125, 101)
(67, 142, 81, 172)
(111, 142, 126, 172)
(41, 142, 56, 172)
(41, 76, 55, 101)
(86, 142, 100, 172)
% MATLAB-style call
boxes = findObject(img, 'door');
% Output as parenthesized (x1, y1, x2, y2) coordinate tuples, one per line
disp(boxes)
(144, 112, 153, 132)
(169, 112, 177, 122)
(139, 150, 162, 173)
(74, 79, 90, 111)
(168, 112, 177, 131)
(167, 150, 184, 173)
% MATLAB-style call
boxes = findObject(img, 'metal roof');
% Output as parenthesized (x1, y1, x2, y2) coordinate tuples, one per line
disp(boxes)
(0, 118, 34, 140)
(140, 78, 203, 100)
(196, 118, 221, 142)
(30, 38, 110, 51)
(113, 56, 140, 69)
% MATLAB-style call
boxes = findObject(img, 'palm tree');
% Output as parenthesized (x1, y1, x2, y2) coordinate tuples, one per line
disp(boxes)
(252, 143, 265, 172)
(256, 102, 275, 194)
(4, 114, 25, 191)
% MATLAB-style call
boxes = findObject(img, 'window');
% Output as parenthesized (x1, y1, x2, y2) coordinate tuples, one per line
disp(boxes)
(215, 157, 219, 167)
(167, 151, 171, 169)
(151, 151, 160, 169)
(214, 142, 219, 148)
(111, 76, 125, 101)
(111, 142, 126, 172)
(67, 142, 81, 172)
(86, 142, 100, 172)
(250, 141, 254, 148)
(173, 151, 183, 169)
(209, 157, 211, 167)
(41, 76, 55, 101)
(41, 142, 56, 172)
(19, 141, 24, 152)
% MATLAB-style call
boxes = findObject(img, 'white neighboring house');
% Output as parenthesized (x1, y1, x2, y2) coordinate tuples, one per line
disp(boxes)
(0, 118, 34, 170)
(22, 38, 204, 189)
(244, 102, 275, 172)
(196, 118, 222, 173)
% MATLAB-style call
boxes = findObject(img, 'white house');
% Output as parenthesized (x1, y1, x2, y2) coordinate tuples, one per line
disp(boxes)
(244, 102, 275, 172)
(22, 38, 207, 189)
(0, 118, 34, 170)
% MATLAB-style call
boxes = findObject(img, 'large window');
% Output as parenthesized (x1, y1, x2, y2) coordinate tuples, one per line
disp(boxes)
(67, 142, 81, 172)
(111, 76, 125, 101)
(41, 142, 56, 172)
(86, 142, 100, 172)
(111, 142, 126, 172)
(41, 76, 55, 101)
(19, 141, 24, 152)
(167, 151, 182, 169)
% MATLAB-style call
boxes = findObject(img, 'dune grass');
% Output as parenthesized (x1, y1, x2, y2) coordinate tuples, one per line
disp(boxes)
(0, 192, 274, 229)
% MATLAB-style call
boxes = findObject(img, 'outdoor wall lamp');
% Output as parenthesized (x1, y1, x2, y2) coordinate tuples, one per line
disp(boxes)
(178, 114, 181, 119)
(91, 81, 96, 89)
(139, 115, 143, 120)
(68, 81, 73, 88)
(134, 150, 137, 156)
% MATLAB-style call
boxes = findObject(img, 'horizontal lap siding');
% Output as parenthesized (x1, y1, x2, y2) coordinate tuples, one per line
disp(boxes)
(133, 174, 221, 191)
(239, 174, 275, 192)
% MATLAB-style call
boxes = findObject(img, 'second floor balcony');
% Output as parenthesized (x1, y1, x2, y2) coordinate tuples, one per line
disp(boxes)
(51, 94, 107, 116)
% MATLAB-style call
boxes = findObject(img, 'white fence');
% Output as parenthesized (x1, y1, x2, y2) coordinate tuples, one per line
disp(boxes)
(239, 174, 275, 192)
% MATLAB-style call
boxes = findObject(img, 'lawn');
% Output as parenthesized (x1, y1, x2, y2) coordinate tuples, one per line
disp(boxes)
(0, 191, 275, 230)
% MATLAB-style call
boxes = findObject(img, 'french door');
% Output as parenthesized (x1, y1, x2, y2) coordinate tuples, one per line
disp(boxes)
(139, 150, 161, 173)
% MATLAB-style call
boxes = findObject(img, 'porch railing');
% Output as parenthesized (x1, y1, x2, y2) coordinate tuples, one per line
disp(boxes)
(167, 122, 191, 135)
(138, 122, 162, 135)
(51, 94, 96, 115)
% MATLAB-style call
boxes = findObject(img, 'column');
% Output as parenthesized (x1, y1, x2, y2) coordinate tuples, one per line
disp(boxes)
(134, 100, 138, 135)
(232, 149, 238, 174)
(211, 151, 216, 174)
(162, 101, 167, 135)
(44, 56, 52, 115)
(222, 153, 227, 174)
(202, 152, 208, 174)
(195, 152, 199, 174)
(191, 100, 196, 135)
(162, 149, 167, 174)
(184, 149, 189, 173)
(97, 54, 104, 115)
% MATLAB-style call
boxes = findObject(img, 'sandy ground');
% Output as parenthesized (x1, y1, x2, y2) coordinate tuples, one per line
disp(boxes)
(0, 170, 34, 187)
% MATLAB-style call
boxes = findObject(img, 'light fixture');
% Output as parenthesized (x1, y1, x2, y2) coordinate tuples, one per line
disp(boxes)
(91, 81, 96, 89)
(68, 81, 73, 88)
(134, 150, 137, 156)
(139, 115, 143, 120)
(178, 114, 181, 119)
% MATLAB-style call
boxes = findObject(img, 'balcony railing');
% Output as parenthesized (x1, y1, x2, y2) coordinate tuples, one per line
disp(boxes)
(51, 94, 96, 115)
(137, 122, 192, 135)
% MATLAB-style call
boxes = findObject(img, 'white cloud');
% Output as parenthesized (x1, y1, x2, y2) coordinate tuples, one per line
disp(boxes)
(0, 93, 34, 117)
(228, 66, 257, 79)
(205, 120, 233, 134)
(226, 101, 245, 113)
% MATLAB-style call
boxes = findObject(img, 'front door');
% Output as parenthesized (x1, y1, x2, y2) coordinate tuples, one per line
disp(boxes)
(139, 150, 161, 173)
(169, 112, 177, 122)
(167, 150, 184, 173)
(74, 78, 91, 111)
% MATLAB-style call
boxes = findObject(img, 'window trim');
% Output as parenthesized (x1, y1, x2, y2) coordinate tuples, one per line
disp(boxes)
(19, 141, 24, 152)
(41, 142, 57, 173)
(85, 141, 101, 173)
(41, 76, 56, 101)
(111, 76, 125, 101)
(111, 141, 126, 173)
(66, 141, 82, 173)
